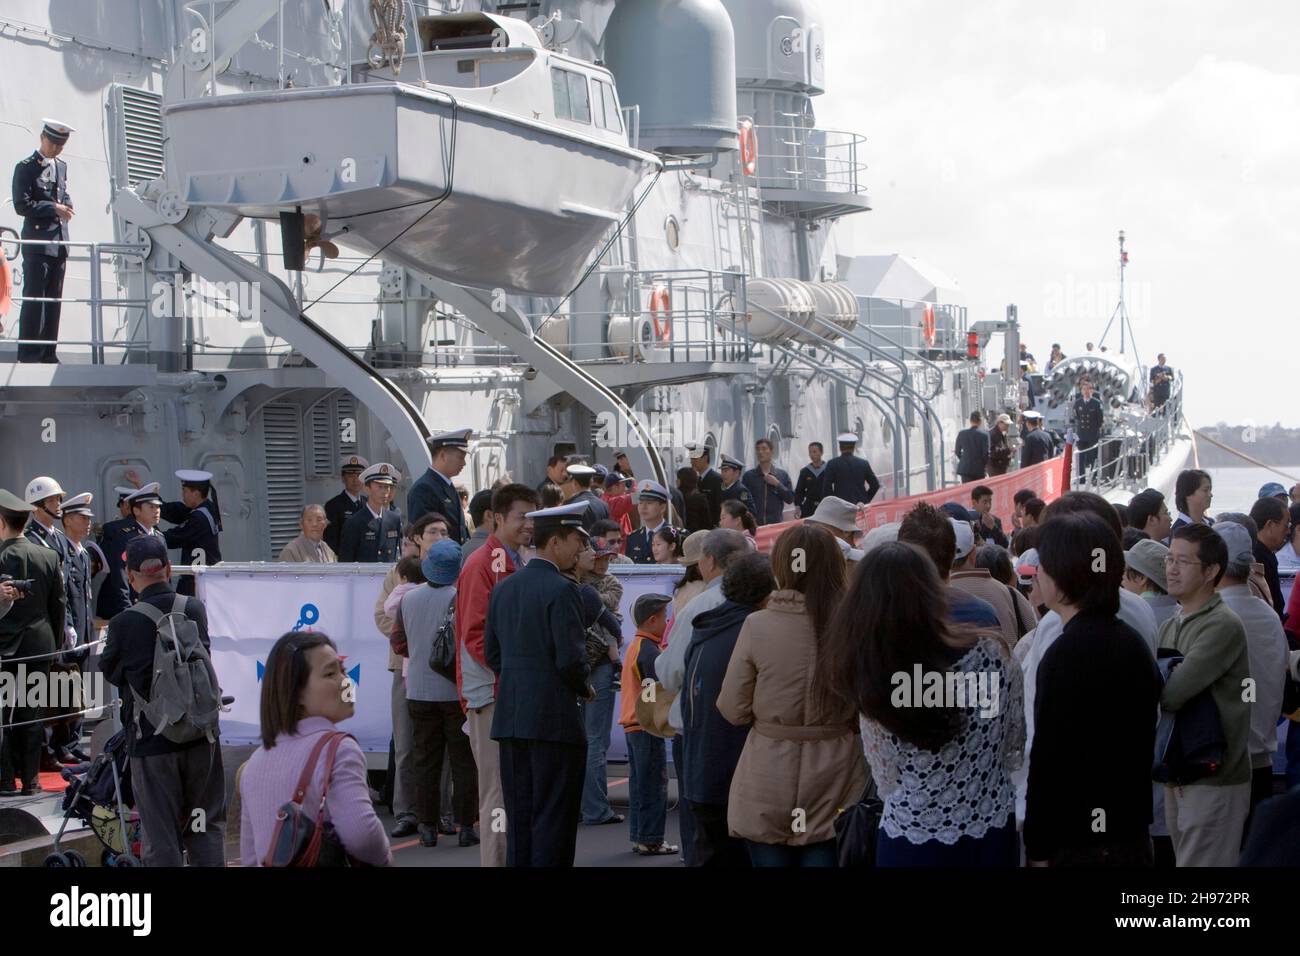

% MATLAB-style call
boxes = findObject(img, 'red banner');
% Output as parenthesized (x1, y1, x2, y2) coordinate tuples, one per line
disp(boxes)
(753, 455, 1067, 553)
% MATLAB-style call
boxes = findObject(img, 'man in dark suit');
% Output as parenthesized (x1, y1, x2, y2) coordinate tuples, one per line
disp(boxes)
(1072, 378, 1105, 478)
(1019, 411, 1055, 467)
(823, 433, 881, 505)
(339, 463, 404, 562)
(560, 463, 608, 533)
(96, 486, 140, 620)
(625, 481, 672, 564)
(323, 455, 368, 556)
(793, 442, 828, 518)
(408, 428, 472, 544)
(0, 488, 66, 795)
(741, 439, 794, 525)
(11, 119, 75, 363)
(686, 444, 723, 527)
(161, 469, 222, 596)
(954, 412, 990, 484)
(484, 502, 594, 867)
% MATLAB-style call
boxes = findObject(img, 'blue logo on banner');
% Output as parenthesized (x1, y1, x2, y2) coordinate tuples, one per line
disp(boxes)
(293, 603, 320, 632)
(256, 657, 361, 686)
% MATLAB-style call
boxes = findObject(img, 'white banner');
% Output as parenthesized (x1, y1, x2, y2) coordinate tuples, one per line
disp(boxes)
(197, 564, 394, 751)
(193, 562, 686, 757)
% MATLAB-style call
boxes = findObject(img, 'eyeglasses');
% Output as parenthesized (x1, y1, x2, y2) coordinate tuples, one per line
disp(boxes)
(1163, 555, 1203, 568)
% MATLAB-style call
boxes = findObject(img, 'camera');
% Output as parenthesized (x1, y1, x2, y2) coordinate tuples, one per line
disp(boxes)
(0, 574, 35, 596)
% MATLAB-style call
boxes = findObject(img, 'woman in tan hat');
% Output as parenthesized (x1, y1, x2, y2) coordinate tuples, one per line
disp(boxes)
(673, 530, 709, 613)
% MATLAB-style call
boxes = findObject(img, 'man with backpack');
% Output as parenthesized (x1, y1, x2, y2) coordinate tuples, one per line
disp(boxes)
(100, 536, 225, 866)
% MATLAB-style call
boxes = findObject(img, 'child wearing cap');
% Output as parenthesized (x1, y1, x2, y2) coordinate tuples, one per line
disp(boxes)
(618, 594, 677, 856)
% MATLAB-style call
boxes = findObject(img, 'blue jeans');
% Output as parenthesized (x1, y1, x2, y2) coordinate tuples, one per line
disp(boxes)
(746, 839, 838, 868)
(580, 659, 617, 824)
(626, 730, 667, 845)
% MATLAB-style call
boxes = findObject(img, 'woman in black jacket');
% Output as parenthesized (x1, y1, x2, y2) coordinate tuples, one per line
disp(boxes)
(680, 552, 775, 867)
(677, 467, 713, 534)
(1023, 511, 1162, 866)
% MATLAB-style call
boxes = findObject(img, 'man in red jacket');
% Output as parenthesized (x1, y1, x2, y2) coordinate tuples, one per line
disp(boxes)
(455, 482, 539, 867)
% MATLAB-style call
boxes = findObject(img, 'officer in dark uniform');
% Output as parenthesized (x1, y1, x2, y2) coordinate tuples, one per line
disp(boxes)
(407, 429, 472, 544)
(161, 469, 223, 596)
(1072, 378, 1105, 478)
(12, 119, 75, 363)
(101, 482, 167, 614)
(1020, 410, 1055, 466)
(484, 501, 593, 866)
(686, 444, 723, 527)
(323, 455, 368, 556)
(717, 455, 756, 513)
(22, 475, 71, 567)
(823, 433, 882, 505)
(339, 463, 404, 562)
(95, 486, 137, 619)
(561, 463, 609, 533)
(0, 488, 66, 795)
(56, 492, 95, 658)
(625, 481, 673, 564)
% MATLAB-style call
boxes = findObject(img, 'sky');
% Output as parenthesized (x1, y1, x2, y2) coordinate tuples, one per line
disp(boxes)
(812, 0, 1300, 428)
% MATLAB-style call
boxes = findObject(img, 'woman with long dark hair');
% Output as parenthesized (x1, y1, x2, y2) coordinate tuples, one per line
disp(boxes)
(719, 500, 758, 542)
(818, 542, 1024, 866)
(1172, 469, 1214, 532)
(718, 525, 865, 866)
(238, 631, 391, 866)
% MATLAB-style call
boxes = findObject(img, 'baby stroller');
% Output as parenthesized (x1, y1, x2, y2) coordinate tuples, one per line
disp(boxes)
(44, 728, 141, 867)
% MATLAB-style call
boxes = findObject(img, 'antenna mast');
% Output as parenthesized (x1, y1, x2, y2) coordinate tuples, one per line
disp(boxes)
(1096, 229, 1141, 366)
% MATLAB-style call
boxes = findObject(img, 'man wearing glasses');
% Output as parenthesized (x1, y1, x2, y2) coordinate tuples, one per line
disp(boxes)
(1157, 524, 1251, 867)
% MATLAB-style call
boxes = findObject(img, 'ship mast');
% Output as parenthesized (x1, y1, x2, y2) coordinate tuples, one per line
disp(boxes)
(1097, 229, 1140, 365)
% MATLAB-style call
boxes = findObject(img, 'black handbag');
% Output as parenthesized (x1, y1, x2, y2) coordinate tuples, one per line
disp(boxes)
(833, 778, 884, 868)
(263, 731, 353, 868)
(429, 599, 458, 681)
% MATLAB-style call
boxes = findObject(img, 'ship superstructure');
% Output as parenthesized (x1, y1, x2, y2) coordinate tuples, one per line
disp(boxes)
(0, 0, 1187, 561)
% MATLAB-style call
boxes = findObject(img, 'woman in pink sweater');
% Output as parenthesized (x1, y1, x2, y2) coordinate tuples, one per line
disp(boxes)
(239, 631, 392, 866)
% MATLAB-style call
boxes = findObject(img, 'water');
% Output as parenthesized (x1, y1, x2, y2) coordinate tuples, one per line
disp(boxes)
(1203, 465, 1300, 517)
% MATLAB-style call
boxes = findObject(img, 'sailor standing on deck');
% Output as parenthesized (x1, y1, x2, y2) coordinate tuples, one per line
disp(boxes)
(11, 119, 75, 363)
(625, 481, 672, 564)
(339, 463, 404, 563)
(104, 483, 166, 611)
(323, 456, 368, 555)
(96, 486, 140, 619)
(718, 455, 756, 513)
(23, 476, 71, 567)
(1072, 378, 1105, 479)
(686, 444, 724, 528)
(485, 502, 593, 867)
(161, 470, 222, 596)
(57, 493, 95, 659)
(408, 429, 473, 544)
(561, 463, 609, 533)
(1019, 411, 1054, 467)
(823, 433, 881, 505)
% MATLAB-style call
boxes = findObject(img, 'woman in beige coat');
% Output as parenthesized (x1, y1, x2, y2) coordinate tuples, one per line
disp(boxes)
(717, 524, 866, 866)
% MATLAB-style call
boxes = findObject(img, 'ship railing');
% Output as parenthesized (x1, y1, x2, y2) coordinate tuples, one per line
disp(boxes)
(1, 236, 154, 365)
(1073, 385, 1186, 493)
(752, 123, 868, 197)
(852, 297, 970, 366)
(532, 267, 753, 365)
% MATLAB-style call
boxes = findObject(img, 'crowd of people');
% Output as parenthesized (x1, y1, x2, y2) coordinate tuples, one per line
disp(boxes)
(5, 404, 1300, 868)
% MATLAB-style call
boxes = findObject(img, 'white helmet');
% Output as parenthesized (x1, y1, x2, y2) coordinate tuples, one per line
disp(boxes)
(25, 476, 66, 504)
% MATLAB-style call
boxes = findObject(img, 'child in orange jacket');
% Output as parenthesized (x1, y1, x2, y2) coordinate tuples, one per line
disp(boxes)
(619, 593, 678, 856)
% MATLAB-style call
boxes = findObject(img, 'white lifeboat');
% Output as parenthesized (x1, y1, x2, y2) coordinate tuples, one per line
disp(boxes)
(160, 12, 661, 296)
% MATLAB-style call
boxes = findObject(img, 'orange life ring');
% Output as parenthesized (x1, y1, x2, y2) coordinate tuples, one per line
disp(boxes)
(0, 254, 11, 320)
(650, 285, 671, 341)
(738, 120, 758, 177)
(922, 303, 936, 347)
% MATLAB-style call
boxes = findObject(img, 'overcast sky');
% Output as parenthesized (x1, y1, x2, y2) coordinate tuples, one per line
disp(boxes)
(813, 0, 1300, 429)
